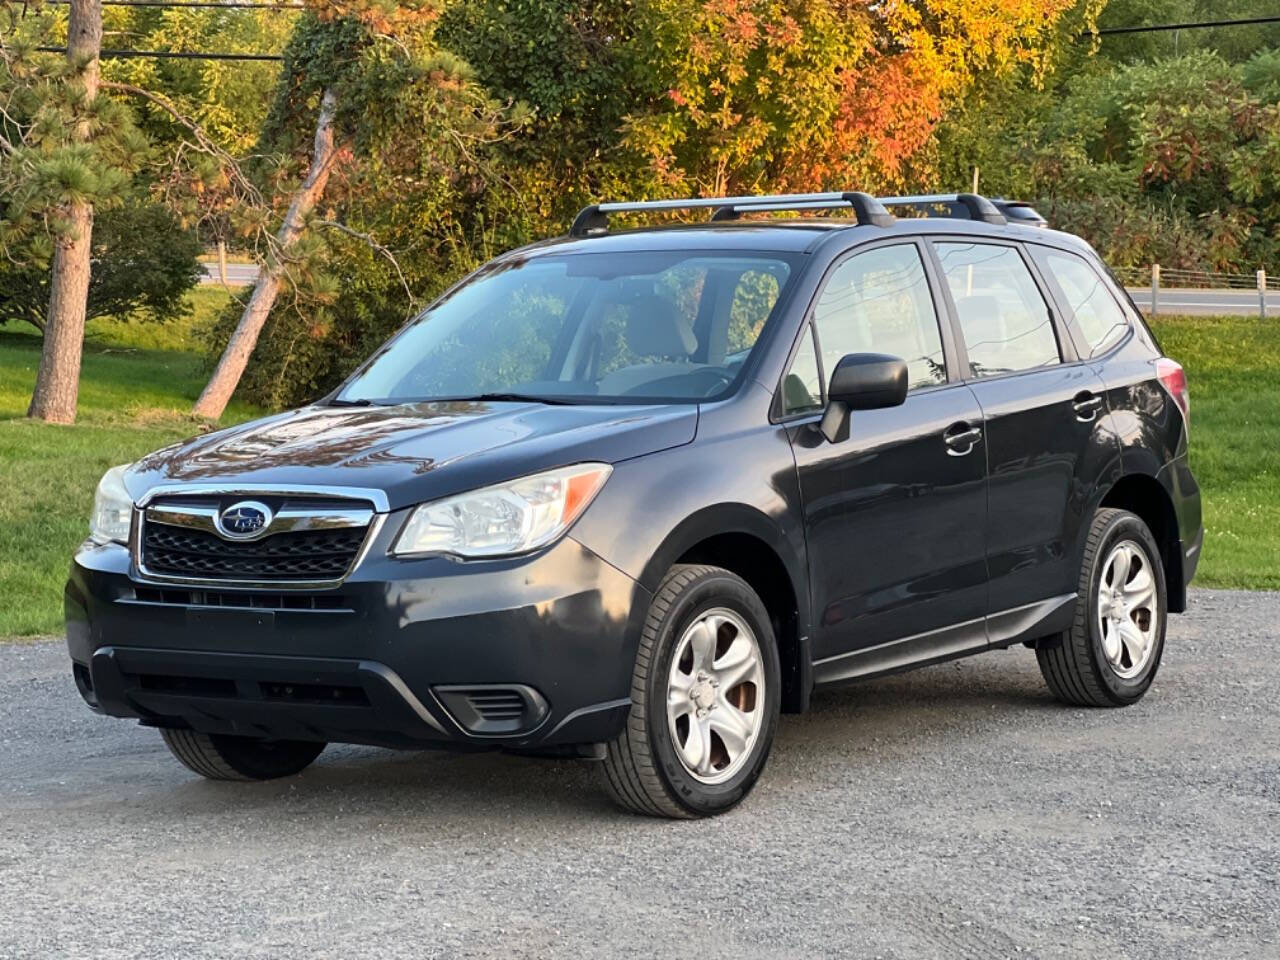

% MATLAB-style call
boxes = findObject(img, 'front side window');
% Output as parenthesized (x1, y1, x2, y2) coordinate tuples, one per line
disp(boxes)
(807, 243, 947, 392)
(933, 242, 1060, 378)
(1039, 249, 1129, 356)
(338, 251, 796, 405)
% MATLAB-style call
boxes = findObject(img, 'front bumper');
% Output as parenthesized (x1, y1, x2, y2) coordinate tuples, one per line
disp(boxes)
(66, 533, 649, 752)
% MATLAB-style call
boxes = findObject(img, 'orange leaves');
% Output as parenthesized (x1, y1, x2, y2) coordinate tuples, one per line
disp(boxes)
(627, 0, 1075, 195)
(833, 54, 943, 181)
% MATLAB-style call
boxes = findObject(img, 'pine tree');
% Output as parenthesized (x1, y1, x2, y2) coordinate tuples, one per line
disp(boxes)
(0, 0, 145, 423)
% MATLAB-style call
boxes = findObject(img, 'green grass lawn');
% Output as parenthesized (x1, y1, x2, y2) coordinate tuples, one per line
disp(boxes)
(0, 308, 1274, 638)
(0, 289, 258, 637)
(1149, 315, 1280, 591)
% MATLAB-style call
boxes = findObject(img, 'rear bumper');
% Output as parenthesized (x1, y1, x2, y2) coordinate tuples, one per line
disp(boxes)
(1158, 453, 1203, 610)
(66, 534, 648, 751)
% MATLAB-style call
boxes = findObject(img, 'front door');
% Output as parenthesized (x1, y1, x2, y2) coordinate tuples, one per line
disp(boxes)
(782, 240, 989, 684)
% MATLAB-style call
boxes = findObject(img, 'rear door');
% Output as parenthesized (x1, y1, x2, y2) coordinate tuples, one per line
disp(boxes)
(928, 239, 1110, 635)
(783, 239, 989, 682)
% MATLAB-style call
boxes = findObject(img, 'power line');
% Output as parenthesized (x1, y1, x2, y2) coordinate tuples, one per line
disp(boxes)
(37, 45, 282, 59)
(1091, 15, 1280, 37)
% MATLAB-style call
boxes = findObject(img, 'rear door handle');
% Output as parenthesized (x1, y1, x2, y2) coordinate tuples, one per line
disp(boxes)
(943, 422, 983, 456)
(1072, 392, 1104, 422)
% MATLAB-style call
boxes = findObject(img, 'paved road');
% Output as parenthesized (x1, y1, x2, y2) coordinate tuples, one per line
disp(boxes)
(1125, 287, 1278, 317)
(3, 589, 1276, 959)
(200, 263, 1277, 318)
(199, 261, 259, 286)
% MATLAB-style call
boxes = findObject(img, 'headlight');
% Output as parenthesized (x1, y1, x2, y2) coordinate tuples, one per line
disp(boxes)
(393, 463, 612, 559)
(89, 464, 134, 545)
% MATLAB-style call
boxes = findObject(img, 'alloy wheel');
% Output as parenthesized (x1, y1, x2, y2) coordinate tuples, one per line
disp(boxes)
(666, 607, 765, 784)
(1096, 539, 1160, 679)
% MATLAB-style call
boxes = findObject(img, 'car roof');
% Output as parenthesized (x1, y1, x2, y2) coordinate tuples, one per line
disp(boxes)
(505, 216, 1098, 261)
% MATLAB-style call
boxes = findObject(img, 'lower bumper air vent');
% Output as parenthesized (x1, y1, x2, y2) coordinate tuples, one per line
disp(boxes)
(433, 684, 549, 736)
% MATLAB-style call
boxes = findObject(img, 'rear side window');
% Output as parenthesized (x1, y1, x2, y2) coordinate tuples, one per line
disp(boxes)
(1039, 250, 1129, 356)
(934, 242, 1060, 378)
(809, 243, 947, 392)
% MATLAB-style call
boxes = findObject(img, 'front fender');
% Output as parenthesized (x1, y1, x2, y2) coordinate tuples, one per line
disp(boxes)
(569, 389, 811, 641)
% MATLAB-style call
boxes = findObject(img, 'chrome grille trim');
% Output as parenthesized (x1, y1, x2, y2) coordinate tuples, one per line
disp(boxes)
(145, 503, 374, 540)
(129, 485, 387, 590)
(135, 482, 391, 512)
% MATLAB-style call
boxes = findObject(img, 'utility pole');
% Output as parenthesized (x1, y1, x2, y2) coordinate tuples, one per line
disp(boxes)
(27, 0, 103, 423)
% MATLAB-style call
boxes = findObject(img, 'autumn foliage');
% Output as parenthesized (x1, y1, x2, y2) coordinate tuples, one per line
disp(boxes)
(625, 0, 1078, 194)
(205, 0, 1088, 407)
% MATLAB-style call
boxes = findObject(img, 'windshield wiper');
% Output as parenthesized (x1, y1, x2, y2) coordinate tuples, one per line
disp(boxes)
(444, 392, 582, 406)
(325, 397, 377, 407)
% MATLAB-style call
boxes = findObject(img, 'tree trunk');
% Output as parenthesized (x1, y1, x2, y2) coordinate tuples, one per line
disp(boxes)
(193, 88, 340, 420)
(26, 0, 102, 424)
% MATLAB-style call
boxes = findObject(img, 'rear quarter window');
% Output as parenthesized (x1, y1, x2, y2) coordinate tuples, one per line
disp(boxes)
(1036, 248, 1132, 357)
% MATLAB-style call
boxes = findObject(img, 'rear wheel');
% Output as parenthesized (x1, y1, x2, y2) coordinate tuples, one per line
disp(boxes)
(602, 564, 780, 818)
(1037, 507, 1167, 707)
(160, 729, 326, 781)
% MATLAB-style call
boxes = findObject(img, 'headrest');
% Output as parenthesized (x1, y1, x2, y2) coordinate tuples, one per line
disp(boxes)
(623, 294, 697, 357)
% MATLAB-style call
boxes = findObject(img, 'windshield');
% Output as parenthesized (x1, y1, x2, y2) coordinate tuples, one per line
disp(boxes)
(336, 250, 797, 405)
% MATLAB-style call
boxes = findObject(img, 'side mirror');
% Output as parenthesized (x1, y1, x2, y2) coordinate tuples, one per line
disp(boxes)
(819, 352, 908, 443)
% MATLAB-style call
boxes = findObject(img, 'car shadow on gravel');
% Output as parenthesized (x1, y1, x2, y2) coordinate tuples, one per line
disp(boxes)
(149, 654, 1066, 822)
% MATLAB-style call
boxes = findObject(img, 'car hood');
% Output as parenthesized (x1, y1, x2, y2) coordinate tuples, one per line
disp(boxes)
(127, 400, 698, 511)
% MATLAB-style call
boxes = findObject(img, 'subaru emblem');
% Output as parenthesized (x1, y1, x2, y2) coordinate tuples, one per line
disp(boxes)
(215, 500, 272, 539)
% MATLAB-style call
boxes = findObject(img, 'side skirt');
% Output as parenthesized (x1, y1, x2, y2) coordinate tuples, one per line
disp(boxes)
(811, 593, 1077, 687)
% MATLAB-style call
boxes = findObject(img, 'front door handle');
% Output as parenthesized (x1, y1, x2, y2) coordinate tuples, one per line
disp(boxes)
(1072, 392, 1104, 422)
(943, 422, 983, 456)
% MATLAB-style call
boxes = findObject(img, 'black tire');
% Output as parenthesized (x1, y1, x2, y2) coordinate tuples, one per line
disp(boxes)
(602, 564, 781, 818)
(160, 729, 326, 781)
(1037, 508, 1167, 707)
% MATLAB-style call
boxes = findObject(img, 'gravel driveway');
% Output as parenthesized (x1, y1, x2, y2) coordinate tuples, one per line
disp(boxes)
(1, 588, 1276, 959)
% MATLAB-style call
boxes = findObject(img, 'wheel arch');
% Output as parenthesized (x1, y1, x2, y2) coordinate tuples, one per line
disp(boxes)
(640, 505, 812, 714)
(1099, 472, 1185, 613)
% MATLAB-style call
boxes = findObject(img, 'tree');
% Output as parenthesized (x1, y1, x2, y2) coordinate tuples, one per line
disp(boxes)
(1, 0, 146, 423)
(193, 86, 339, 417)
(192, 1, 523, 418)
(218, 0, 1088, 410)
(25, 0, 103, 423)
(0, 201, 202, 332)
(933, 45, 1280, 273)
(623, 0, 1085, 196)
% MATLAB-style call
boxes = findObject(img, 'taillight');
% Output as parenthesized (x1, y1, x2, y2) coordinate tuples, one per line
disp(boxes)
(1156, 358, 1189, 426)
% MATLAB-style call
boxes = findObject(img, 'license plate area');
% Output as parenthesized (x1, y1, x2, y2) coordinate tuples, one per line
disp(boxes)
(184, 607, 276, 630)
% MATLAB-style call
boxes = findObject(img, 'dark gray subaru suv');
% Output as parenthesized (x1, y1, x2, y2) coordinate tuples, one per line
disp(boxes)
(67, 192, 1202, 818)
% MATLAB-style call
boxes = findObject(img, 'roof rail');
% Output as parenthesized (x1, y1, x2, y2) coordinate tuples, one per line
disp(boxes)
(878, 193, 1007, 226)
(991, 199, 1048, 227)
(568, 191, 894, 237)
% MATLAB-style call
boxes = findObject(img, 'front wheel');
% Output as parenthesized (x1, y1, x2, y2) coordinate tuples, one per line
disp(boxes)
(1037, 507, 1167, 707)
(160, 729, 326, 781)
(602, 564, 781, 818)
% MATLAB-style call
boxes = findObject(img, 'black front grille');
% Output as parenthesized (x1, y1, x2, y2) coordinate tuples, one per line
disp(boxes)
(132, 673, 370, 706)
(132, 587, 351, 611)
(141, 523, 367, 582)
